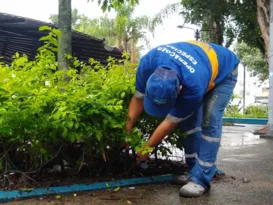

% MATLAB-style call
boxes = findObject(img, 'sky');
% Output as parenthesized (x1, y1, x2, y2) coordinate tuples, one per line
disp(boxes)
(0, 0, 199, 55)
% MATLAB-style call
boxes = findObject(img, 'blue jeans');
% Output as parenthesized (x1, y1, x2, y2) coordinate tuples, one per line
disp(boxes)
(178, 68, 238, 189)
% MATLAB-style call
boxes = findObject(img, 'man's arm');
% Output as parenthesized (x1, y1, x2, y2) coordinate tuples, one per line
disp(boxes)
(136, 118, 178, 163)
(136, 85, 203, 163)
(125, 96, 144, 133)
(126, 54, 153, 132)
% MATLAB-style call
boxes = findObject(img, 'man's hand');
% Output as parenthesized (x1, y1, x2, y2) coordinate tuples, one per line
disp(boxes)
(135, 118, 178, 164)
(136, 151, 149, 165)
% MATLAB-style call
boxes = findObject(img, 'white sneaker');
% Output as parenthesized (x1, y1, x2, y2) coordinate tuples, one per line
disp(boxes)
(179, 181, 205, 197)
(173, 173, 189, 185)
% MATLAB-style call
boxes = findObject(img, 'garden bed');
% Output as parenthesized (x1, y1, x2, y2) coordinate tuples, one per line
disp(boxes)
(0, 144, 187, 191)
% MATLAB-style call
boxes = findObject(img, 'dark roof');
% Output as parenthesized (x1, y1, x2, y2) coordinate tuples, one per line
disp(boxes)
(0, 12, 123, 65)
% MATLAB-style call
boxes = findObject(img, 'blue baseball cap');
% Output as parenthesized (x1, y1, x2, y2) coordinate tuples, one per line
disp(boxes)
(144, 67, 180, 117)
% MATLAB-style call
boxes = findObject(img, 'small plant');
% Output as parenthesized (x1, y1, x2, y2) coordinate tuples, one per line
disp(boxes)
(224, 94, 243, 118)
(244, 105, 268, 118)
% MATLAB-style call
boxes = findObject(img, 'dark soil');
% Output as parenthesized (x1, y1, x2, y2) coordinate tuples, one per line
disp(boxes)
(0, 143, 187, 191)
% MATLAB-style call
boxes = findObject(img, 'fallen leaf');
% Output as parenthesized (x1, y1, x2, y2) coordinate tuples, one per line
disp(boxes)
(242, 178, 250, 183)
(127, 200, 132, 204)
(113, 186, 120, 192)
(20, 188, 33, 192)
(56, 195, 61, 199)
(73, 193, 77, 197)
(233, 198, 239, 202)
(102, 152, 107, 161)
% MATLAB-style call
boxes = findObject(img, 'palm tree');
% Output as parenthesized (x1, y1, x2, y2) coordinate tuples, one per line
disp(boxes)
(64, 4, 157, 63)
(50, 4, 164, 63)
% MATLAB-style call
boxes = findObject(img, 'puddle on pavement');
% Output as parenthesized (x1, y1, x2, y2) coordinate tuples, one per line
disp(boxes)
(221, 128, 266, 147)
(149, 125, 266, 162)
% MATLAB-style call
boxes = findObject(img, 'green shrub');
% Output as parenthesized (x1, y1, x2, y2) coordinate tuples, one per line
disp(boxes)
(224, 94, 243, 118)
(244, 105, 268, 118)
(0, 27, 146, 172)
(0, 27, 184, 176)
(224, 94, 268, 119)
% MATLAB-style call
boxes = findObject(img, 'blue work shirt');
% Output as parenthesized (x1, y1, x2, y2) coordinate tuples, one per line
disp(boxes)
(135, 41, 240, 122)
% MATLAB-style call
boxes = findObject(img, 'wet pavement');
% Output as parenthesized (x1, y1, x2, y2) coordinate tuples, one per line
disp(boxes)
(8, 125, 273, 205)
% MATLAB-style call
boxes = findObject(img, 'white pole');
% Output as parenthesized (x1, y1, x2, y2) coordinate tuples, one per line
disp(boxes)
(267, 0, 273, 137)
(243, 64, 246, 113)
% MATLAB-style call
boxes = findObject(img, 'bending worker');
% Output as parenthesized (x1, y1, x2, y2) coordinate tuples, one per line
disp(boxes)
(125, 41, 239, 197)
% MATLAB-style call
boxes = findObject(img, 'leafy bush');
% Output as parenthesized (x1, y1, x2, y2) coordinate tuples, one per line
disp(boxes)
(0, 27, 184, 180)
(224, 95, 268, 119)
(244, 105, 268, 118)
(224, 94, 243, 118)
(225, 100, 268, 119)
(0, 27, 146, 173)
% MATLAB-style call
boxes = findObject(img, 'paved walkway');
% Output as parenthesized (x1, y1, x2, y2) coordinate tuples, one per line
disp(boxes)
(9, 125, 273, 205)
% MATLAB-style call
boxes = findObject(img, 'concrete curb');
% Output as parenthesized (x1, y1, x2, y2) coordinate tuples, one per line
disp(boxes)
(0, 174, 175, 203)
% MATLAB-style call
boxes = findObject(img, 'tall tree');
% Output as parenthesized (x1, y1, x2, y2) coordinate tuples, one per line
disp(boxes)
(180, 0, 231, 45)
(90, 0, 139, 12)
(58, 0, 72, 72)
(51, 3, 157, 64)
(50, 8, 82, 28)
(230, 0, 268, 66)
(56, 0, 140, 71)
(231, 0, 270, 133)
(256, 0, 270, 66)
(235, 42, 268, 82)
(153, 1, 231, 46)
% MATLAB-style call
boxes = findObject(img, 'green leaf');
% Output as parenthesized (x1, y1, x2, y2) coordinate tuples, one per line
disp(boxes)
(0, 127, 12, 135)
(52, 29, 62, 37)
(75, 122, 80, 129)
(40, 148, 47, 154)
(50, 38, 59, 47)
(113, 186, 120, 192)
(39, 25, 52, 31)
(39, 36, 51, 42)
(62, 127, 68, 137)
(117, 100, 123, 105)
(56, 195, 61, 199)
(66, 54, 73, 60)
(106, 183, 110, 188)
(68, 121, 74, 129)
(20, 188, 33, 192)
(0, 160, 3, 169)
(49, 47, 59, 53)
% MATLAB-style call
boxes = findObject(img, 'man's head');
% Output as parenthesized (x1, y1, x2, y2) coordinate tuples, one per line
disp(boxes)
(144, 67, 181, 117)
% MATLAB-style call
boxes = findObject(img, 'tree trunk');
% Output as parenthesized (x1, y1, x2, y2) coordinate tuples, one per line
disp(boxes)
(201, 16, 223, 45)
(130, 40, 137, 69)
(58, 0, 72, 72)
(114, 38, 120, 48)
(256, 0, 270, 68)
(131, 43, 137, 65)
(256, 0, 270, 134)
(212, 20, 223, 45)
